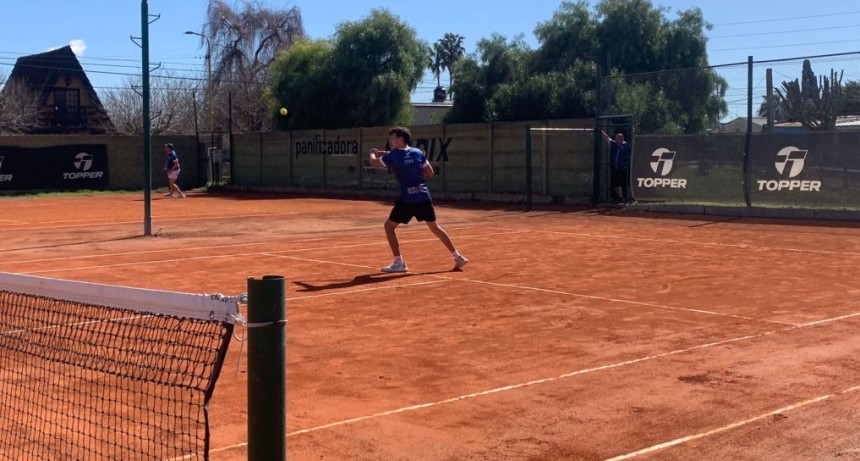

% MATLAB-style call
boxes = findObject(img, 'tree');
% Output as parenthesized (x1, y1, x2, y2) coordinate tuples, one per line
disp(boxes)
(436, 33, 465, 100)
(102, 72, 198, 135)
(775, 60, 843, 130)
(268, 39, 334, 130)
(270, 8, 428, 129)
(0, 71, 41, 134)
(595, 0, 667, 74)
(429, 42, 446, 102)
(446, 0, 720, 130)
(840, 81, 860, 115)
(203, 0, 304, 133)
(532, 1, 598, 73)
(444, 34, 532, 123)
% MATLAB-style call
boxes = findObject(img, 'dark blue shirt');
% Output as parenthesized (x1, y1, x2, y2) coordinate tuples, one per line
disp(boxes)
(381, 147, 431, 203)
(165, 151, 178, 170)
(609, 140, 630, 170)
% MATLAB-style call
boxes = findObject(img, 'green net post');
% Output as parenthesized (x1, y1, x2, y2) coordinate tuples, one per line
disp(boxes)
(247, 275, 287, 461)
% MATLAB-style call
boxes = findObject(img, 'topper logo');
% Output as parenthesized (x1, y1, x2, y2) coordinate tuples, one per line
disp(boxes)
(774, 146, 806, 178)
(64, 152, 104, 180)
(637, 148, 687, 189)
(74, 152, 94, 171)
(650, 148, 676, 176)
(756, 146, 820, 192)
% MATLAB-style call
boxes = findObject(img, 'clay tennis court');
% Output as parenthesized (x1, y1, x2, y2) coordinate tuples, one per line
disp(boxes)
(1, 190, 859, 460)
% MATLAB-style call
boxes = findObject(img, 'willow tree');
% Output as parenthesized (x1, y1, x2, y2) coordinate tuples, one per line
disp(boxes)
(202, 0, 304, 133)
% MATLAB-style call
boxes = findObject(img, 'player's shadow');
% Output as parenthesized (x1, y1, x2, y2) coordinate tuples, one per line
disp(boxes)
(293, 270, 452, 292)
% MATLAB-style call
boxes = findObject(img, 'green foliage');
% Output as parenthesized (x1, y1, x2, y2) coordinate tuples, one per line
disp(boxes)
(446, 0, 720, 131)
(269, 8, 428, 129)
(532, 1, 598, 73)
(840, 81, 860, 115)
(269, 39, 334, 130)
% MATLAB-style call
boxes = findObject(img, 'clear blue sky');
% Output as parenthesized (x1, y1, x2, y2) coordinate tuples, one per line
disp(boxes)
(1, 0, 859, 118)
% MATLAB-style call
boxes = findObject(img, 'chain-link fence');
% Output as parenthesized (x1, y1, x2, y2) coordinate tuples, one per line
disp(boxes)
(599, 51, 860, 135)
(597, 52, 860, 210)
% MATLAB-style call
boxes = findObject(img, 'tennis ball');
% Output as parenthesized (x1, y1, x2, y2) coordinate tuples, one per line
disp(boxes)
(279, 107, 288, 116)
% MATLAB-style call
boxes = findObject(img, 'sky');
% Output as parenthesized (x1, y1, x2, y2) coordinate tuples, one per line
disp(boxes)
(1, 0, 859, 121)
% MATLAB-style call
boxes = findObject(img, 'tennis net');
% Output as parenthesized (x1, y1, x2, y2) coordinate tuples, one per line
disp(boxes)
(0, 272, 242, 461)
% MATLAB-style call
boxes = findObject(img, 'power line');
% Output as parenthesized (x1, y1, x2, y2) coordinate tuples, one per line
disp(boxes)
(710, 39, 860, 53)
(708, 24, 860, 39)
(713, 10, 860, 27)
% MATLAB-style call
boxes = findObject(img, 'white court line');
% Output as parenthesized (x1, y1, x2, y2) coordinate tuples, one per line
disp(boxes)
(0, 212, 298, 232)
(512, 228, 860, 257)
(457, 278, 796, 326)
(202, 309, 860, 458)
(291, 280, 452, 301)
(261, 253, 375, 270)
(20, 239, 795, 328)
(263, 252, 788, 325)
(604, 386, 860, 461)
(0, 225, 505, 265)
(284, 310, 860, 437)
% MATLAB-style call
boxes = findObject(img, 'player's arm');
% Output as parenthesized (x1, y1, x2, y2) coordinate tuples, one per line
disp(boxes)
(422, 161, 435, 178)
(601, 130, 610, 144)
(368, 148, 387, 168)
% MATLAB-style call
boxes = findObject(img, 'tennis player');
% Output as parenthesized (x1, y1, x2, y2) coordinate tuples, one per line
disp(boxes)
(369, 126, 468, 273)
(162, 143, 186, 198)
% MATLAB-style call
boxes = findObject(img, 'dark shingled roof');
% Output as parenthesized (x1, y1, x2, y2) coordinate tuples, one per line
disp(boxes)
(6, 45, 114, 133)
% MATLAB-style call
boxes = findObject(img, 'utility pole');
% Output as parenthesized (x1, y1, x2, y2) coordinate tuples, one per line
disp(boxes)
(185, 30, 214, 181)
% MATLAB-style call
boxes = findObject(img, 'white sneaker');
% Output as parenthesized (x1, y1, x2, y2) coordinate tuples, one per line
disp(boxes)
(178, 193, 186, 198)
(454, 255, 469, 269)
(381, 260, 408, 273)
(163, 192, 173, 197)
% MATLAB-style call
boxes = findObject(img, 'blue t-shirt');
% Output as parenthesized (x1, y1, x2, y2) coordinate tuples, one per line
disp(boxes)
(381, 147, 431, 203)
(609, 140, 629, 170)
(165, 151, 178, 170)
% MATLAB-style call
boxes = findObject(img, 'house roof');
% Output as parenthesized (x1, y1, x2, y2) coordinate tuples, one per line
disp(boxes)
(6, 45, 114, 132)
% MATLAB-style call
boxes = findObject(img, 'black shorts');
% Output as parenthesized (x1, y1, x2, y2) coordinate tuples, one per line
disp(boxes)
(610, 168, 628, 189)
(389, 200, 436, 224)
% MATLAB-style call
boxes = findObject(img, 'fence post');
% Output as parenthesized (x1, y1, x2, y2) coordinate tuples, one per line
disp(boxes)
(592, 64, 603, 207)
(744, 55, 753, 207)
(247, 275, 287, 461)
(525, 125, 533, 211)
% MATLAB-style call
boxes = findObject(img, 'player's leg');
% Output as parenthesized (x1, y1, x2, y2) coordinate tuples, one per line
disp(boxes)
(381, 202, 410, 273)
(610, 168, 623, 201)
(384, 219, 401, 257)
(425, 220, 455, 251)
(418, 201, 468, 269)
(165, 177, 176, 197)
(173, 173, 186, 198)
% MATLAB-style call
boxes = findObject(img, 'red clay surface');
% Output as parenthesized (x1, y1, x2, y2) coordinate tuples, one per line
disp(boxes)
(1, 190, 859, 460)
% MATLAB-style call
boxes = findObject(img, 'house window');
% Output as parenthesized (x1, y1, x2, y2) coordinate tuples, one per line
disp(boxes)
(53, 88, 83, 126)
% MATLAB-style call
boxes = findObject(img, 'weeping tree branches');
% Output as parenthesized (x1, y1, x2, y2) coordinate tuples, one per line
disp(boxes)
(202, 0, 305, 132)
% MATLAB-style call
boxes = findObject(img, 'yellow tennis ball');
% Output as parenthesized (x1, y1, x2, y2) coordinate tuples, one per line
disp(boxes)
(279, 107, 288, 116)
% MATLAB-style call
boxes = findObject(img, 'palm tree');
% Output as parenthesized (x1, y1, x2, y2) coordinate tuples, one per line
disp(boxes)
(430, 42, 447, 102)
(437, 33, 465, 100)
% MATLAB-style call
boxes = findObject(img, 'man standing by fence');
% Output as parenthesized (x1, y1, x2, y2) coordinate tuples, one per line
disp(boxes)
(602, 130, 630, 203)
